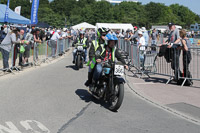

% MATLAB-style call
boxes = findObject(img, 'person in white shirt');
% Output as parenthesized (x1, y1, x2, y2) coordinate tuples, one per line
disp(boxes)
(138, 30, 146, 69)
(50, 30, 63, 57)
(138, 30, 146, 51)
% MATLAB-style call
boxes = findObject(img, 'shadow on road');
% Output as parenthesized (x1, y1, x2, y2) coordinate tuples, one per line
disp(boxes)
(75, 89, 111, 111)
(65, 65, 87, 71)
(143, 77, 170, 84)
(65, 65, 78, 71)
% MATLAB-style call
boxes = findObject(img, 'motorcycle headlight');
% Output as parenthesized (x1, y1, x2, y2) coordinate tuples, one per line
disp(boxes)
(103, 68, 111, 74)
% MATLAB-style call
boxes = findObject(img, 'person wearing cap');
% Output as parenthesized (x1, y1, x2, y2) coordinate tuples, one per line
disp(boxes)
(131, 26, 139, 44)
(50, 30, 63, 57)
(163, 22, 181, 81)
(0, 28, 23, 70)
(72, 31, 89, 64)
(141, 27, 149, 48)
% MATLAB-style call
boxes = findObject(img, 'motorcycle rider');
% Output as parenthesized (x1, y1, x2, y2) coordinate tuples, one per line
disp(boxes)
(72, 31, 89, 64)
(84, 27, 110, 87)
(89, 33, 128, 91)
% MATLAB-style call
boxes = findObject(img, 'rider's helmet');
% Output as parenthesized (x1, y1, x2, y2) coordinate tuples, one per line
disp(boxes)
(79, 31, 85, 35)
(79, 31, 85, 38)
(97, 27, 110, 39)
(105, 33, 118, 45)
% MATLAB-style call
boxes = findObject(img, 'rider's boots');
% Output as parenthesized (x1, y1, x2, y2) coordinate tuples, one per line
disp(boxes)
(84, 72, 92, 87)
(89, 79, 96, 92)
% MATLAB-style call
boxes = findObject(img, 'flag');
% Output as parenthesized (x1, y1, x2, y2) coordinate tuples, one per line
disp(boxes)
(31, 0, 39, 25)
(4, 0, 10, 22)
(15, 6, 21, 15)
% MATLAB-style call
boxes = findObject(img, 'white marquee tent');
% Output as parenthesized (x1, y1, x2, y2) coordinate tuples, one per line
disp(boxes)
(96, 23, 134, 31)
(72, 22, 96, 30)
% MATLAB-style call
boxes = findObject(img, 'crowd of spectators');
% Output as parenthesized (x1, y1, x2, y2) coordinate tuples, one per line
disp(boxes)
(0, 25, 77, 71)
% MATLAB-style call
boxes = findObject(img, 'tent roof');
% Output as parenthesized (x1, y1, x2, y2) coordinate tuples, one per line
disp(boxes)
(72, 22, 96, 30)
(96, 23, 133, 31)
(0, 4, 31, 24)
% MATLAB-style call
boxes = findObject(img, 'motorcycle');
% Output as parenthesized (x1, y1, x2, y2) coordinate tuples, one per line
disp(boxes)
(89, 51, 125, 112)
(75, 44, 85, 70)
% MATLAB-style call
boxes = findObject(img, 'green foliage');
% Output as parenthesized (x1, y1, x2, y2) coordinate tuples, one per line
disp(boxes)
(0, 0, 200, 28)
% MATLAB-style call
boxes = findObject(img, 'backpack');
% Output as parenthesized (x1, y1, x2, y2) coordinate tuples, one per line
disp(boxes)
(158, 45, 172, 63)
(0, 30, 6, 42)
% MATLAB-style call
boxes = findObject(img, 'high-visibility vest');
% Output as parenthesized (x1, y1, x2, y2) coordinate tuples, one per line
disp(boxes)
(100, 47, 116, 62)
(89, 47, 116, 69)
(76, 37, 87, 48)
(87, 40, 104, 67)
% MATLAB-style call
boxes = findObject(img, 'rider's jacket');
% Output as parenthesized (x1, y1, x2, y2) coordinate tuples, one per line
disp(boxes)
(89, 45, 126, 69)
(89, 39, 106, 61)
(73, 37, 89, 48)
(88, 39, 105, 67)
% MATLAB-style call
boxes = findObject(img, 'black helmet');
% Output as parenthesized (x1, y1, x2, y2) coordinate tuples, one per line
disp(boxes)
(97, 27, 110, 38)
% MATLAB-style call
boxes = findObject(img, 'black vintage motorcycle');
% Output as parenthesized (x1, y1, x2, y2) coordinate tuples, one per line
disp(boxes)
(89, 52, 125, 112)
(75, 44, 85, 70)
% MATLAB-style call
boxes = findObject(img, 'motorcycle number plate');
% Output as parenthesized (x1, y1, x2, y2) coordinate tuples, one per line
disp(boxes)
(77, 46, 83, 50)
(114, 65, 124, 76)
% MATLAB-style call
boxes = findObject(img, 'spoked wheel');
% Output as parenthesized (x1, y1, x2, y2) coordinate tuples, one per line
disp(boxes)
(108, 83, 124, 112)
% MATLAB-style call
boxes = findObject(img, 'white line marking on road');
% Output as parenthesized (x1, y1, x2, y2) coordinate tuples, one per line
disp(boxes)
(20, 120, 50, 133)
(132, 83, 155, 85)
(0, 122, 21, 133)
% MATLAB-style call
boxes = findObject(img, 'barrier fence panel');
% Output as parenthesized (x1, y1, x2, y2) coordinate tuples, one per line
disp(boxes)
(0, 38, 71, 75)
(0, 50, 3, 71)
(117, 37, 200, 86)
(178, 46, 200, 86)
(64, 38, 70, 51)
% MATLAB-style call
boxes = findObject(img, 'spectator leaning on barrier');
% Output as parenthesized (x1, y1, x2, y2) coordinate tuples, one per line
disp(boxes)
(124, 29, 132, 41)
(34, 28, 42, 60)
(22, 30, 34, 66)
(14, 29, 25, 66)
(163, 22, 181, 81)
(0, 28, 22, 70)
(116, 30, 124, 38)
(50, 30, 63, 57)
(178, 29, 193, 86)
(131, 26, 139, 44)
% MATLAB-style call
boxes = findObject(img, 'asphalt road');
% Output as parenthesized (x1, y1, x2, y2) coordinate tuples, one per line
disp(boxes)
(0, 53, 200, 133)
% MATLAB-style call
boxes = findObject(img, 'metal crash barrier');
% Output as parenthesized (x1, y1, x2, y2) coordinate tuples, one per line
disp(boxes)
(0, 38, 71, 74)
(117, 36, 200, 86)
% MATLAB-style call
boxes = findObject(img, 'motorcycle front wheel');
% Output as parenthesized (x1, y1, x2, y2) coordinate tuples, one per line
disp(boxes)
(108, 83, 124, 112)
(76, 55, 81, 70)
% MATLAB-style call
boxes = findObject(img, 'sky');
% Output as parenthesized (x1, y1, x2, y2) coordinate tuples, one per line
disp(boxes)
(139, 0, 200, 15)
(48, 0, 200, 15)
